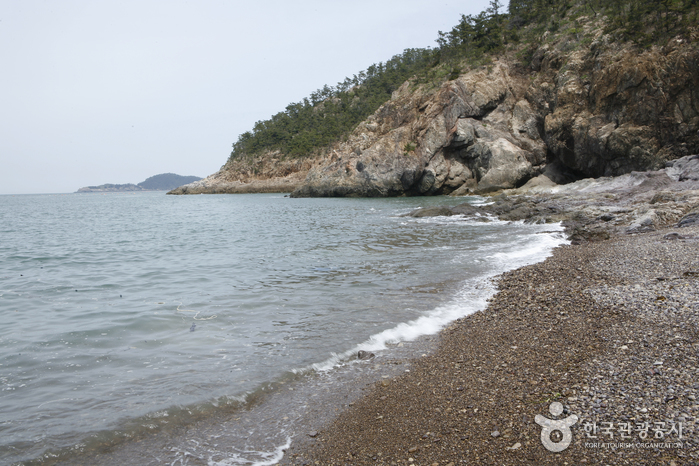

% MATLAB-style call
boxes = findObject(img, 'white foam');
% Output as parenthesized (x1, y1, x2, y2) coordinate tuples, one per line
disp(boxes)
(487, 224, 567, 268)
(411, 212, 505, 226)
(207, 436, 291, 466)
(308, 223, 569, 373)
(310, 276, 494, 372)
(466, 196, 494, 206)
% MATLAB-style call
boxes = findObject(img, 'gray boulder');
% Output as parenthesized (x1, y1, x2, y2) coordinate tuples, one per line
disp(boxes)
(677, 211, 699, 228)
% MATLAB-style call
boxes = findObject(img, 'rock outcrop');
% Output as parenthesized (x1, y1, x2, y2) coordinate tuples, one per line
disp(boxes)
(291, 62, 547, 197)
(290, 26, 698, 197)
(403, 154, 699, 243)
(184, 15, 699, 197)
(534, 34, 699, 179)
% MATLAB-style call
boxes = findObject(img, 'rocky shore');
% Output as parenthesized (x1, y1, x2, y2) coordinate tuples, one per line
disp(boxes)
(279, 159, 699, 465)
(403, 154, 699, 240)
(45, 158, 699, 466)
(283, 224, 698, 465)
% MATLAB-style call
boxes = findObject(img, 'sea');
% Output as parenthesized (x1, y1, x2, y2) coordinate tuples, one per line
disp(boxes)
(0, 192, 568, 465)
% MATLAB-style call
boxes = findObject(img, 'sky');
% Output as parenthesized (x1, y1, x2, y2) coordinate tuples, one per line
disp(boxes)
(0, 0, 495, 194)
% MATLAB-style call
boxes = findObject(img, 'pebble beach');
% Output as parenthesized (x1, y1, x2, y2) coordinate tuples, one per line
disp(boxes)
(283, 224, 699, 465)
(27, 157, 699, 466)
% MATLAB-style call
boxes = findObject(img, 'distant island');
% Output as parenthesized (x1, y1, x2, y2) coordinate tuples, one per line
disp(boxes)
(77, 173, 202, 193)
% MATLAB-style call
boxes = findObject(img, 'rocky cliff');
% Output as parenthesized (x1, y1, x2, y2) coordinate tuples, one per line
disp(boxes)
(292, 60, 547, 197)
(291, 22, 698, 197)
(175, 16, 699, 197)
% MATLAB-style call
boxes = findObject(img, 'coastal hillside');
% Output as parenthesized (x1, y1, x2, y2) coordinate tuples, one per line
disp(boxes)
(78, 173, 201, 192)
(170, 0, 699, 196)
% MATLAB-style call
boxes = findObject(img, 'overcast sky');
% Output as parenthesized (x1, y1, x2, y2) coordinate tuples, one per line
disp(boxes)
(0, 0, 495, 194)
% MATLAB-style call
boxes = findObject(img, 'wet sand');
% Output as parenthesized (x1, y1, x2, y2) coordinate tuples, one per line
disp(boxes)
(283, 225, 699, 465)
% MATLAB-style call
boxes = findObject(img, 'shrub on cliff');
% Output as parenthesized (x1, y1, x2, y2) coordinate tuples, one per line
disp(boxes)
(227, 0, 699, 164)
(229, 48, 437, 161)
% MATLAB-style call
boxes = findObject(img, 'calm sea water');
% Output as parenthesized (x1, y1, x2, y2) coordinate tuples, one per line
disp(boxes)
(0, 192, 567, 465)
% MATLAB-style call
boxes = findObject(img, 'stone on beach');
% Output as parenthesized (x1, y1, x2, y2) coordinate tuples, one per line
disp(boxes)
(287, 223, 699, 465)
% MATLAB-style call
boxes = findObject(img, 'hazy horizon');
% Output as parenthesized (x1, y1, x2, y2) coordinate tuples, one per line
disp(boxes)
(0, 0, 493, 195)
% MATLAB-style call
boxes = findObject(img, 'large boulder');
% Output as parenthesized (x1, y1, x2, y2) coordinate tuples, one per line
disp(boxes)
(292, 62, 546, 197)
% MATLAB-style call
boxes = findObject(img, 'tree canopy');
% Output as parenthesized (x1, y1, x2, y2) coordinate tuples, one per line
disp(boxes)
(228, 0, 698, 163)
(229, 48, 437, 160)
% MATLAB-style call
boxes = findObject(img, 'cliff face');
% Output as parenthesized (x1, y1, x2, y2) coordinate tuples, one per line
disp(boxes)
(291, 27, 699, 197)
(178, 17, 699, 197)
(536, 33, 699, 178)
(292, 61, 547, 197)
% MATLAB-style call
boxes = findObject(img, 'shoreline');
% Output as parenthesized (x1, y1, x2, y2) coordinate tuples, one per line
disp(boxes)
(284, 224, 699, 465)
(37, 224, 697, 466)
(18, 175, 699, 465)
(35, 207, 565, 466)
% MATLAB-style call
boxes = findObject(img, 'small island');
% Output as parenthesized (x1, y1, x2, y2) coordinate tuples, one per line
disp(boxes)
(77, 173, 202, 193)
